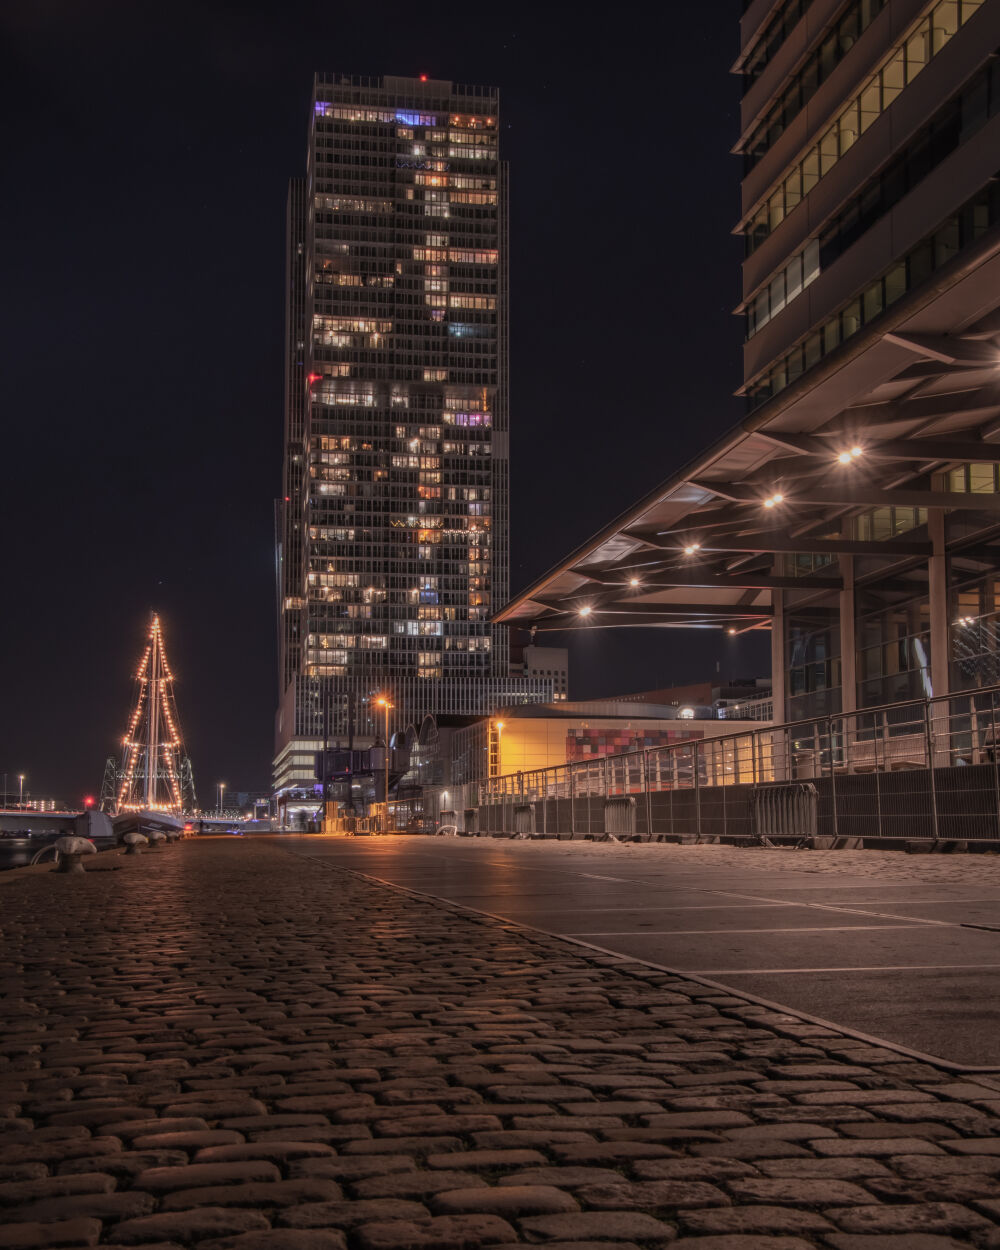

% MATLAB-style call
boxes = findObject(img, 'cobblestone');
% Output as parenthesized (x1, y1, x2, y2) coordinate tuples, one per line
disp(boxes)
(278, 1197, 433, 1228)
(355, 1214, 517, 1249)
(0, 1217, 103, 1248)
(201, 1234, 346, 1250)
(672, 1241, 816, 1250)
(107, 1207, 272, 1243)
(830, 1201, 994, 1233)
(2, 837, 1000, 1247)
(575, 1178, 730, 1209)
(430, 1184, 579, 1216)
(519, 1210, 678, 1243)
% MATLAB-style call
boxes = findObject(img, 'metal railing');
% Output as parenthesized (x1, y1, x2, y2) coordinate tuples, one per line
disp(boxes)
(475, 683, 1000, 844)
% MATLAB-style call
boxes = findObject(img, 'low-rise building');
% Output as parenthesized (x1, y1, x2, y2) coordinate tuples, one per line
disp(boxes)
(401, 698, 774, 830)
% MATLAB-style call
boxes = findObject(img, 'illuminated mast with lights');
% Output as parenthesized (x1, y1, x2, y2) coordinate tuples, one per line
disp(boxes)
(114, 613, 197, 813)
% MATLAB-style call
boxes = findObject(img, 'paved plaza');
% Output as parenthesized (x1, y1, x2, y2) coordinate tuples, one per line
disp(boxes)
(297, 836, 1000, 1068)
(2, 837, 1000, 1249)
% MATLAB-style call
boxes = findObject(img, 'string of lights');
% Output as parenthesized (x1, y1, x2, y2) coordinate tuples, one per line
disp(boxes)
(114, 614, 195, 813)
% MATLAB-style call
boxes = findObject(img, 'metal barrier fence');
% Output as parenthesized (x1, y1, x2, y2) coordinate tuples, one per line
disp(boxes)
(475, 684, 1000, 843)
(322, 813, 386, 835)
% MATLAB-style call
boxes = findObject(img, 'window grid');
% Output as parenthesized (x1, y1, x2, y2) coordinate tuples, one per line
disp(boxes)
(745, 172, 1000, 410)
(743, 0, 983, 255)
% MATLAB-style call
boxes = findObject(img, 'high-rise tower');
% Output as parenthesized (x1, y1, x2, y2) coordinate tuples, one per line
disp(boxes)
(274, 74, 548, 797)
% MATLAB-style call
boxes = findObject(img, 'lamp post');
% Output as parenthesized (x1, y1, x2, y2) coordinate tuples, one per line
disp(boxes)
(376, 697, 393, 831)
(217, 781, 225, 815)
(18, 774, 25, 809)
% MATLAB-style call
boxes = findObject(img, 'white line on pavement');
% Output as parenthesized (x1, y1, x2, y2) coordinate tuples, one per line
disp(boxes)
(563, 924, 935, 936)
(695, 963, 1000, 974)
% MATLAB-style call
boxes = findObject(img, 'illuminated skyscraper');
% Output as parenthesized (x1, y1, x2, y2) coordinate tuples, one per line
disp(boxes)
(274, 73, 548, 797)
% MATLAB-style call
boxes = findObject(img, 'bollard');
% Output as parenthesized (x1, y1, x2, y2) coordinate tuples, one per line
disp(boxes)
(163, 829, 181, 844)
(146, 831, 167, 851)
(122, 832, 148, 855)
(53, 836, 97, 874)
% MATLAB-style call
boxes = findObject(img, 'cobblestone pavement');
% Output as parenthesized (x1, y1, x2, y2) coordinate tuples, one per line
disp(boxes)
(3, 838, 1000, 1249)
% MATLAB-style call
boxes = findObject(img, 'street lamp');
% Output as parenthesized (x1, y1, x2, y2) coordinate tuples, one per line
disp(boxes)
(376, 697, 393, 831)
(18, 775, 25, 808)
(217, 781, 225, 815)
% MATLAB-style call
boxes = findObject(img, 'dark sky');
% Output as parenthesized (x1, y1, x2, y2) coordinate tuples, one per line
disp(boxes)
(1, 0, 766, 806)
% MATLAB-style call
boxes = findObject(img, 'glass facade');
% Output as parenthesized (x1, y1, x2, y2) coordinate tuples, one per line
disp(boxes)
(741, 0, 818, 93)
(953, 574, 1000, 689)
(742, 0, 889, 172)
(745, 173, 1000, 410)
(858, 594, 933, 707)
(743, 0, 984, 253)
(744, 49, 1000, 335)
(787, 611, 842, 721)
(275, 75, 547, 783)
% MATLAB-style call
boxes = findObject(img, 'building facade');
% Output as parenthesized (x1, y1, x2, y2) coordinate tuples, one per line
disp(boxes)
(616, 679, 774, 720)
(275, 73, 548, 795)
(737, 0, 1000, 721)
(495, 0, 1000, 736)
(400, 702, 770, 831)
(509, 641, 570, 700)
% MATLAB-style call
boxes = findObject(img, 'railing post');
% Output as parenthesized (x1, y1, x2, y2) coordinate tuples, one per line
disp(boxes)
(827, 716, 839, 839)
(873, 709, 883, 840)
(694, 742, 702, 839)
(925, 700, 940, 842)
(991, 690, 1000, 841)
(644, 749, 653, 841)
(570, 762, 576, 838)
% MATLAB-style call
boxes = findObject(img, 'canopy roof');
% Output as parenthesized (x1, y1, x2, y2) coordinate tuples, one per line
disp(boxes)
(496, 232, 1000, 635)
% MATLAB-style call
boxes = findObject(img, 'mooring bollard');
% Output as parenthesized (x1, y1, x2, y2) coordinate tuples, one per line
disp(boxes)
(53, 836, 97, 874)
(122, 832, 148, 855)
(146, 831, 167, 851)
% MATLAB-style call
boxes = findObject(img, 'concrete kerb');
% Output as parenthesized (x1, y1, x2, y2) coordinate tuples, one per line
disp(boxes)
(275, 843, 1000, 1077)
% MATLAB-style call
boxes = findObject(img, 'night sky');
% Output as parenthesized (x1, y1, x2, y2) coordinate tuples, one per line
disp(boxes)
(1, 0, 767, 806)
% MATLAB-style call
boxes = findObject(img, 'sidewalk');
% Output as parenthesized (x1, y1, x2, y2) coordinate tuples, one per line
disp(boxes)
(437, 836, 1000, 888)
(1, 836, 1000, 1249)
